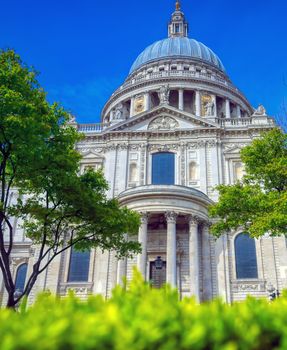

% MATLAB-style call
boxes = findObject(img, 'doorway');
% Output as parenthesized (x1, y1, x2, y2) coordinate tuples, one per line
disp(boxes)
(149, 260, 166, 288)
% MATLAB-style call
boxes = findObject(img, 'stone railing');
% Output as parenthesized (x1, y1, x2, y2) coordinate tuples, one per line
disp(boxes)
(215, 117, 275, 128)
(77, 116, 275, 134)
(77, 123, 109, 133)
(112, 70, 239, 96)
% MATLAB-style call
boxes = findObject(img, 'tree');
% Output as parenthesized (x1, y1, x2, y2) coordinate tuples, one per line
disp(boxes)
(0, 49, 140, 308)
(209, 128, 287, 238)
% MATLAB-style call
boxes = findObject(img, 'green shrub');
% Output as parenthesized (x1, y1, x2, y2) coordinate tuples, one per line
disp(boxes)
(1, 271, 287, 350)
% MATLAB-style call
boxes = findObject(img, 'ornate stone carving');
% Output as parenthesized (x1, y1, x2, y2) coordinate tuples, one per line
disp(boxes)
(165, 211, 178, 223)
(188, 215, 200, 226)
(67, 114, 76, 124)
(78, 147, 104, 154)
(232, 280, 266, 292)
(187, 142, 199, 149)
(206, 140, 217, 147)
(113, 103, 124, 120)
(134, 95, 145, 114)
(253, 104, 267, 116)
(139, 212, 149, 224)
(201, 94, 214, 116)
(148, 144, 179, 152)
(148, 116, 179, 131)
(158, 85, 170, 105)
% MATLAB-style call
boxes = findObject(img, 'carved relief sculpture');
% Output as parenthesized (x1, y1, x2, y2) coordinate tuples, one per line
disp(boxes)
(201, 94, 214, 116)
(134, 95, 145, 114)
(148, 116, 179, 131)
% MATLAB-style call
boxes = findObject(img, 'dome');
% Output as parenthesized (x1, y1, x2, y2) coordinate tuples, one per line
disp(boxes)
(129, 37, 225, 75)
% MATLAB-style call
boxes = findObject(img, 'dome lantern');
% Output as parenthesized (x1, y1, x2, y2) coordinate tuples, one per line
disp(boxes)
(168, 0, 188, 38)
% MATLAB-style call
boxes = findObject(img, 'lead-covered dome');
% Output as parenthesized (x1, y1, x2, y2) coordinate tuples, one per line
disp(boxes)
(129, 37, 225, 74)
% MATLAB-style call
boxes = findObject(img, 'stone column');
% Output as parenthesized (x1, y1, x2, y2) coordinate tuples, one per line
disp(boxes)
(195, 91, 201, 116)
(130, 96, 135, 118)
(178, 89, 184, 110)
(202, 223, 212, 301)
(165, 211, 177, 287)
(145, 93, 151, 111)
(116, 257, 127, 286)
(225, 99, 231, 118)
(189, 216, 200, 302)
(236, 105, 241, 118)
(137, 213, 148, 279)
(213, 96, 217, 117)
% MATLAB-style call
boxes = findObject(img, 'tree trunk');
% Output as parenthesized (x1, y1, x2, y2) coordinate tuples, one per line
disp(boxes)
(6, 293, 16, 310)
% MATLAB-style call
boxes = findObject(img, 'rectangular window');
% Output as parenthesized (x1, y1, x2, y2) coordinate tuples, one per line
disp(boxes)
(152, 152, 175, 185)
(68, 249, 90, 282)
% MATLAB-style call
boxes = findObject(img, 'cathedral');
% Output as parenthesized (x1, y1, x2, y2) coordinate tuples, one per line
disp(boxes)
(1, 1, 286, 305)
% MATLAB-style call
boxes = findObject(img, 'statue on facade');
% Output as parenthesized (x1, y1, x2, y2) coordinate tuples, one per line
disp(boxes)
(205, 100, 214, 116)
(67, 114, 76, 124)
(114, 103, 124, 120)
(254, 104, 267, 116)
(158, 85, 170, 105)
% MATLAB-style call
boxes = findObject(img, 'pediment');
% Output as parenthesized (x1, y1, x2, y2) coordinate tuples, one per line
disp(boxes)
(223, 145, 243, 159)
(81, 150, 105, 159)
(105, 105, 219, 133)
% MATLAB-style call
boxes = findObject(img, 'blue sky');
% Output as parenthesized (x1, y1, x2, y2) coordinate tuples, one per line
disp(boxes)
(1, 0, 286, 123)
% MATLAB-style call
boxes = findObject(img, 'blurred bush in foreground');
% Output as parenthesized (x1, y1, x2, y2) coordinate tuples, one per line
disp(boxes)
(0, 271, 287, 350)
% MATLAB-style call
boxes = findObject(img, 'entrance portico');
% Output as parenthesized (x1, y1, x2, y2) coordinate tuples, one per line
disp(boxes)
(118, 185, 212, 300)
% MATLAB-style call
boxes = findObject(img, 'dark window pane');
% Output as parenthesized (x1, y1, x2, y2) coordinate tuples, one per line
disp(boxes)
(15, 263, 28, 292)
(235, 233, 258, 279)
(68, 249, 90, 282)
(152, 152, 175, 185)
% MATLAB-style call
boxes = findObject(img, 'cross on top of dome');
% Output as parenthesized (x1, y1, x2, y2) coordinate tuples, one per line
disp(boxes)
(168, 1, 189, 38)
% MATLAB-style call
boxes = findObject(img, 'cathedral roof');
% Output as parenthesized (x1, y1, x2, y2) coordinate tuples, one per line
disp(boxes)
(129, 37, 225, 74)
(129, 1, 225, 75)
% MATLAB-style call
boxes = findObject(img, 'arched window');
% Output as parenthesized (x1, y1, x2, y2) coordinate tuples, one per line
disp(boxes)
(235, 233, 258, 279)
(129, 163, 138, 182)
(68, 248, 90, 282)
(15, 263, 28, 292)
(189, 162, 197, 181)
(152, 152, 175, 185)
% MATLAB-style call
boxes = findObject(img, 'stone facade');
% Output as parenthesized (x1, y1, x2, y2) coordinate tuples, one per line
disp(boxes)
(0, 3, 285, 306)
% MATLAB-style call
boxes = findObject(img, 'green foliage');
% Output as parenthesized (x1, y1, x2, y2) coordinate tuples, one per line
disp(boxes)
(0, 273, 287, 350)
(209, 128, 287, 237)
(0, 49, 140, 307)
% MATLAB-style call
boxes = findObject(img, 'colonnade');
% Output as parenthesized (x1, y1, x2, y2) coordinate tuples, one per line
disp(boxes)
(135, 211, 210, 301)
(133, 90, 243, 118)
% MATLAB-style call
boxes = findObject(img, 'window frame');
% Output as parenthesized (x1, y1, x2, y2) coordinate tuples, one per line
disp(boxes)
(67, 248, 92, 283)
(150, 151, 176, 185)
(15, 263, 28, 293)
(234, 232, 259, 280)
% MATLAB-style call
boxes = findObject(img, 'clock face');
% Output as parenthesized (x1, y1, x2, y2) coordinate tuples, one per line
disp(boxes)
(134, 96, 145, 114)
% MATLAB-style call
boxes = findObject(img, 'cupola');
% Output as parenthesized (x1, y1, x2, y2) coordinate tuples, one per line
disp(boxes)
(168, 1, 188, 38)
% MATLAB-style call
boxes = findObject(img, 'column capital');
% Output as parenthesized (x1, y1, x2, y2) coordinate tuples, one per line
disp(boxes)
(165, 211, 178, 224)
(139, 212, 149, 224)
(188, 215, 200, 226)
